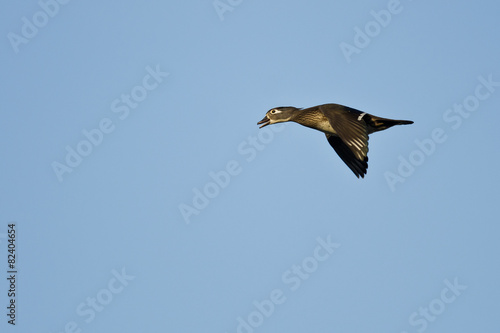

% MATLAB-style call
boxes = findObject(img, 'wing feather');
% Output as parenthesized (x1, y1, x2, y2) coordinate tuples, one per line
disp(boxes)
(326, 134, 368, 178)
(321, 105, 370, 178)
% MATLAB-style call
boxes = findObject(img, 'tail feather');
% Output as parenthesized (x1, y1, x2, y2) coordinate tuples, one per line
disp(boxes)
(366, 116, 413, 133)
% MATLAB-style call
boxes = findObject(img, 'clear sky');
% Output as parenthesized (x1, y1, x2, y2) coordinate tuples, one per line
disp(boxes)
(1, 1, 499, 332)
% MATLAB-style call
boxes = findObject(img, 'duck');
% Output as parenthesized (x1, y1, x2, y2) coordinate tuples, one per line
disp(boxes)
(257, 103, 413, 178)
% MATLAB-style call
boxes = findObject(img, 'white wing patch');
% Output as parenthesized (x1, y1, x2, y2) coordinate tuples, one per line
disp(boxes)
(348, 138, 365, 150)
(357, 112, 367, 121)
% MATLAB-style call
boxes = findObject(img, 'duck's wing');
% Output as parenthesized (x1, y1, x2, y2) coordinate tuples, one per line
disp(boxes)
(323, 106, 370, 178)
(326, 134, 368, 178)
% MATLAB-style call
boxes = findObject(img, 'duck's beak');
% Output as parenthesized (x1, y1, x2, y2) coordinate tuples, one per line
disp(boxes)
(257, 115, 270, 128)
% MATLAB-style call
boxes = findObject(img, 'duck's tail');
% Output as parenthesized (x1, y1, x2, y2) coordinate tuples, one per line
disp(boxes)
(366, 115, 414, 133)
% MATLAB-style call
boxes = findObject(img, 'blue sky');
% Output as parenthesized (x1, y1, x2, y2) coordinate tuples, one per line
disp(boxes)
(1, 1, 499, 332)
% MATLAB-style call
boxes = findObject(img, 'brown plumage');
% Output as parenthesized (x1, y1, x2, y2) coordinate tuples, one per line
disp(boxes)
(257, 103, 413, 178)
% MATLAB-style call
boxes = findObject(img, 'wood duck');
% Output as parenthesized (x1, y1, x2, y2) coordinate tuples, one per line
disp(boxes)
(257, 103, 413, 178)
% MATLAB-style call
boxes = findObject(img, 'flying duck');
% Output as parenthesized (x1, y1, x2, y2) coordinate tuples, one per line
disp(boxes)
(257, 103, 413, 178)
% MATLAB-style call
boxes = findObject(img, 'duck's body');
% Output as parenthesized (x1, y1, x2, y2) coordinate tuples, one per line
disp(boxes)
(257, 103, 413, 178)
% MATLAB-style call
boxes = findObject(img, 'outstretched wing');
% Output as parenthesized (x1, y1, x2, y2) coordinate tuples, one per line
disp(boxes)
(326, 134, 368, 178)
(322, 106, 370, 178)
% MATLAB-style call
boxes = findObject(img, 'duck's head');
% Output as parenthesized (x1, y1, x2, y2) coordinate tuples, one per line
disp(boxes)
(257, 107, 300, 128)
